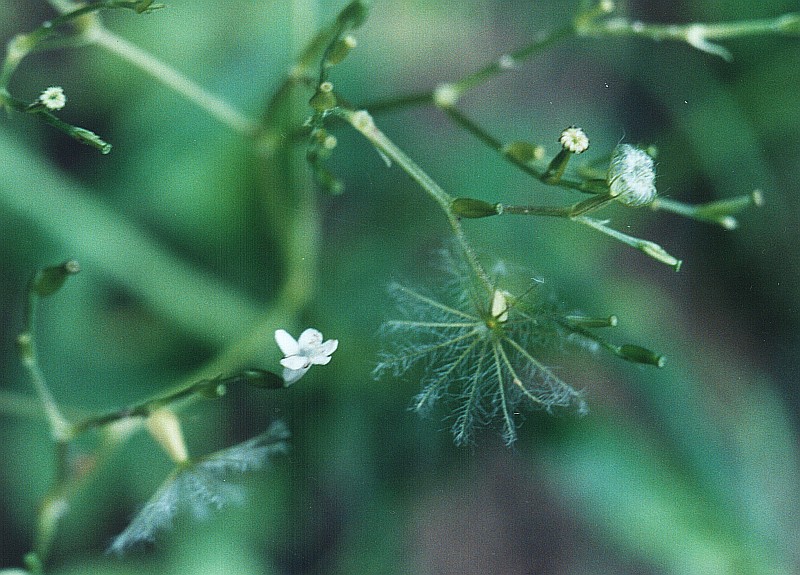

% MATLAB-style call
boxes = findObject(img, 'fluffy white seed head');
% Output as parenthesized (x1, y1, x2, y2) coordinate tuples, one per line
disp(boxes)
(607, 144, 657, 206)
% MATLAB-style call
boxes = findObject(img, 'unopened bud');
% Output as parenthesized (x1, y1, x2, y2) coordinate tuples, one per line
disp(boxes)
(238, 369, 285, 390)
(503, 141, 545, 164)
(309, 81, 337, 112)
(31, 260, 80, 297)
(71, 127, 111, 154)
(451, 198, 500, 218)
(336, 0, 369, 30)
(326, 35, 357, 66)
(146, 408, 189, 464)
(618, 344, 666, 367)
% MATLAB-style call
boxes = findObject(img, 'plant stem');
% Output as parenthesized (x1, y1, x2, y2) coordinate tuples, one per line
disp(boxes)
(338, 107, 493, 292)
(89, 27, 258, 135)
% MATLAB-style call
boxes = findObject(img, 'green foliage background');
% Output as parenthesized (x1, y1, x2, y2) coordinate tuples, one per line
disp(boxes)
(1, 0, 799, 573)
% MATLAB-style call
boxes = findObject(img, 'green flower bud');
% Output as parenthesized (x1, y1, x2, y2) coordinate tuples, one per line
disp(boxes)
(638, 240, 682, 271)
(71, 127, 112, 154)
(618, 344, 666, 367)
(238, 369, 285, 389)
(326, 35, 357, 66)
(451, 198, 501, 218)
(565, 315, 618, 328)
(194, 379, 227, 399)
(502, 141, 545, 164)
(336, 0, 370, 30)
(31, 260, 80, 297)
(134, 0, 154, 13)
(309, 81, 336, 112)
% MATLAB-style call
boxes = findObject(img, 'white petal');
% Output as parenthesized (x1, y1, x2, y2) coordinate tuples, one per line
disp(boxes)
(275, 329, 299, 356)
(297, 328, 323, 349)
(280, 355, 309, 370)
(282, 366, 309, 385)
(311, 354, 332, 366)
(317, 339, 339, 357)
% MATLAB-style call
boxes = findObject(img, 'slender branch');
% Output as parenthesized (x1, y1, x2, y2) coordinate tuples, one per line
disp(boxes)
(442, 105, 600, 195)
(337, 107, 493, 292)
(575, 215, 682, 270)
(578, 11, 800, 61)
(651, 190, 764, 229)
(89, 27, 257, 135)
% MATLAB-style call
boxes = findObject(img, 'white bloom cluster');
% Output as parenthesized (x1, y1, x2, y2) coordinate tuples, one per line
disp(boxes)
(559, 126, 589, 153)
(275, 328, 338, 384)
(38, 86, 66, 110)
(607, 144, 657, 206)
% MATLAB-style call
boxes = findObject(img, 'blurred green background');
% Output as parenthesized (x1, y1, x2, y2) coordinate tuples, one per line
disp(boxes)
(2, 0, 799, 573)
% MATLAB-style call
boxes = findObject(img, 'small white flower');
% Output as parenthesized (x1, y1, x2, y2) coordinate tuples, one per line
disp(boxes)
(275, 328, 338, 384)
(38, 86, 66, 110)
(559, 126, 589, 154)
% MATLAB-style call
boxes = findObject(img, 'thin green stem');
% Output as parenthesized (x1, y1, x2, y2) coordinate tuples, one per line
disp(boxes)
(500, 194, 614, 218)
(16, 334, 72, 442)
(453, 24, 576, 96)
(579, 11, 800, 61)
(17, 277, 73, 442)
(442, 106, 602, 195)
(0, 0, 160, 88)
(337, 107, 493, 292)
(362, 24, 577, 114)
(575, 215, 682, 270)
(650, 190, 763, 229)
(89, 27, 257, 135)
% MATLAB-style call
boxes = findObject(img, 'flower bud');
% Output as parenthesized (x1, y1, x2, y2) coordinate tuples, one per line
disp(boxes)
(638, 240, 682, 271)
(237, 369, 285, 389)
(31, 260, 80, 297)
(194, 379, 228, 399)
(326, 35, 357, 66)
(146, 408, 189, 464)
(618, 344, 666, 367)
(451, 198, 500, 218)
(71, 127, 112, 154)
(336, 0, 369, 30)
(309, 81, 336, 112)
(565, 315, 618, 328)
(502, 141, 545, 164)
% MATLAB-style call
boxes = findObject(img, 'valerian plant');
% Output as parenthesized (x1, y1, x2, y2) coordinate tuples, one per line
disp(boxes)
(9, 260, 336, 571)
(2, 0, 798, 571)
